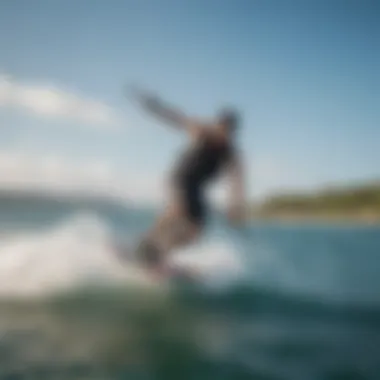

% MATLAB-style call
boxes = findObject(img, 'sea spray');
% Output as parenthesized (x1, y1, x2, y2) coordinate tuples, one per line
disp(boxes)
(0, 212, 245, 299)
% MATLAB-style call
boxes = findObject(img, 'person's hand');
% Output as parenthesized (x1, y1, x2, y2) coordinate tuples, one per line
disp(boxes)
(226, 204, 246, 227)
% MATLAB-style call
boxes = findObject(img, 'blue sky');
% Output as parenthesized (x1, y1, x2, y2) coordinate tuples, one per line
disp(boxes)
(0, 0, 378, 202)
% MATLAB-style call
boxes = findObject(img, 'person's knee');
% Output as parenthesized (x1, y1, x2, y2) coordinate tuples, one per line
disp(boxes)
(190, 224, 202, 241)
(166, 220, 198, 248)
(183, 221, 202, 242)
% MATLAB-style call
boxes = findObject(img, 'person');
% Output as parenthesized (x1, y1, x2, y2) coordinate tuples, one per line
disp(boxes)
(127, 86, 246, 277)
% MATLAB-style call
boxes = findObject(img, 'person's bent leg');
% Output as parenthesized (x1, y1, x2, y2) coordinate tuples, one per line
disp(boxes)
(146, 185, 184, 239)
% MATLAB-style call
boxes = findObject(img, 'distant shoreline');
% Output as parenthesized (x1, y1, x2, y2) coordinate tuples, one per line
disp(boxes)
(250, 180, 380, 226)
(251, 213, 380, 226)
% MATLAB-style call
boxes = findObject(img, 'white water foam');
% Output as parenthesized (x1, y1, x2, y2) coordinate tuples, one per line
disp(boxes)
(171, 237, 245, 289)
(0, 213, 244, 299)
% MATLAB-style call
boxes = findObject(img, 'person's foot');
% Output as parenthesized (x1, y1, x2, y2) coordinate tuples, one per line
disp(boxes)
(147, 263, 172, 281)
(169, 265, 199, 280)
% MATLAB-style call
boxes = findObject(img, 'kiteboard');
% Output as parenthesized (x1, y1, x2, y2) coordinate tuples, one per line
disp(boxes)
(111, 240, 201, 285)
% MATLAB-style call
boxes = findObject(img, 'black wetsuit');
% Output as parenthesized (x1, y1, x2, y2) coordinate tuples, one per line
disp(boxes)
(171, 133, 233, 225)
(136, 133, 233, 268)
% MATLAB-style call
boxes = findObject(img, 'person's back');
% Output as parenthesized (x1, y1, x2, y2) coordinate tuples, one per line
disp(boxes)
(171, 131, 234, 190)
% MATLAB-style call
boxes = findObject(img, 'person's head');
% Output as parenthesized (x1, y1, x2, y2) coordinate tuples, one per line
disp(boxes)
(216, 107, 240, 137)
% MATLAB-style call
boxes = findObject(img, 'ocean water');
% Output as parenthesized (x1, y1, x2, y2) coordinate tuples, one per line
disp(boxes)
(0, 200, 379, 380)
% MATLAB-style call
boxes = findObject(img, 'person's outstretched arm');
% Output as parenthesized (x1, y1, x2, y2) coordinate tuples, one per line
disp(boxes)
(127, 86, 204, 138)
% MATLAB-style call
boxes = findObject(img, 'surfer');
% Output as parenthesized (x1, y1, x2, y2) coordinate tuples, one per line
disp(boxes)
(127, 86, 246, 277)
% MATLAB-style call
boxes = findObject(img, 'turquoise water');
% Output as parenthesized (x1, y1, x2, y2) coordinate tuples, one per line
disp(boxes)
(0, 200, 379, 379)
